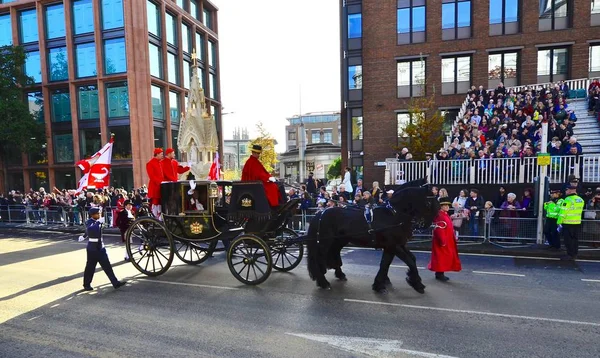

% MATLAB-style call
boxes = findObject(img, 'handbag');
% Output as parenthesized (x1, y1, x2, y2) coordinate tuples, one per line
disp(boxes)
(451, 213, 464, 228)
(584, 210, 596, 220)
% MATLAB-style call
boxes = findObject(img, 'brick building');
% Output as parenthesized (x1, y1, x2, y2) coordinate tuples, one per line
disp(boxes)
(0, 0, 221, 193)
(340, 0, 600, 184)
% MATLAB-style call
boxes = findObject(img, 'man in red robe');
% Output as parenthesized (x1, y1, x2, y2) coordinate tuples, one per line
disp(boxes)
(428, 197, 462, 281)
(161, 148, 190, 181)
(146, 148, 164, 218)
(241, 145, 280, 207)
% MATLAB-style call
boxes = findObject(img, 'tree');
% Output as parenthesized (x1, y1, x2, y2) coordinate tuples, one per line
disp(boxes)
(396, 78, 446, 160)
(222, 168, 241, 181)
(327, 157, 342, 179)
(0, 46, 46, 190)
(248, 121, 278, 173)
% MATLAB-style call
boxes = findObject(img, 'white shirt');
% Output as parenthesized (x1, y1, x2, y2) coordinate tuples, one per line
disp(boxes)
(342, 172, 353, 193)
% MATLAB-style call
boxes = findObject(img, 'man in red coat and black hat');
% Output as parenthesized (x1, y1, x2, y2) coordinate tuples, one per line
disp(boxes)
(241, 144, 280, 207)
(428, 196, 462, 281)
(161, 148, 191, 182)
(146, 148, 164, 218)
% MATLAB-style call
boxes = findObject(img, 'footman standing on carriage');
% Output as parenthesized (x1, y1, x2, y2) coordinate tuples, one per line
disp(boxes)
(428, 197, 462, 281)
(241, 144, 281, 207)
(161, 148, 191, 181)
(146, 148, 164, 218)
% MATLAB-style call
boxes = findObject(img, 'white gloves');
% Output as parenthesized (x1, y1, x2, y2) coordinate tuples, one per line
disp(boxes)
(97, 217, 105, 224)
(189, 180, 197, 190)
(78, 235, 86, 242)
(268, 177, 277, 182)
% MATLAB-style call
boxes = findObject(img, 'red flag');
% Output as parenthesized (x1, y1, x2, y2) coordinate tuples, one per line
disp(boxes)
(75, 137, 114, 193)
(208, 152, 220, 180)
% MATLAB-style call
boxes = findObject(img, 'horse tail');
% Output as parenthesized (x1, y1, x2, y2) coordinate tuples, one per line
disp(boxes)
(306, 211, 323, 281)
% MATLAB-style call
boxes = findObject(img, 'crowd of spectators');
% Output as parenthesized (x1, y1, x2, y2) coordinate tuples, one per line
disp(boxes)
(590, 78, 600, 121)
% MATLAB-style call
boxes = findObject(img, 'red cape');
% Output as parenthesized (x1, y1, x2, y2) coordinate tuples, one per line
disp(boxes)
(146, 157, 164, 202)
(241, 155, 280, 207)
(428, 210, 462, 273)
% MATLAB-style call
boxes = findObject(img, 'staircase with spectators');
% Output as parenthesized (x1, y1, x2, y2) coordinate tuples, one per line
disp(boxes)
(570, 99, 600, 155)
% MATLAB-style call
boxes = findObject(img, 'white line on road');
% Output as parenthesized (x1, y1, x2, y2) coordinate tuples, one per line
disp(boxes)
(582, 279, 600, 283)
(136, 278, 239, 290)
(50, 304, 60, 308)
(344, 299, 600, 327)
(27, 315, 42, 321)
(410, 250, 600, 263)
(472, 271, 525, 277)
(391, 265, 426, 270)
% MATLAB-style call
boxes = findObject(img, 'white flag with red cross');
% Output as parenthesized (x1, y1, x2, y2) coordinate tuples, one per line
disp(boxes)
(75, 137, 114, 193)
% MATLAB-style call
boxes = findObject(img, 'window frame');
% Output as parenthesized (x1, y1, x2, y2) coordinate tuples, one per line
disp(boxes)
(106, 82, 129, 118)
(441, 0, 471, 40)
(72, 0, 95, 35)
(151, 84, 164, 120)
(45, 3, 66, 40)
(348, 13, 362, 39)
(169, 91, 180, 124)
(397, 58, 426, 98)
(19, 9, 39, 44)
(77, 85, 100, 121)
(441, 55, 472, 95)
(590, 44, 600, 74)
(75, 42, 97, 79)
(489, 0, 520, 35)
(487, 51, 520, 87)
(539, 0, 571, 31)
(397, 0, 426, 45)
(537, 47, 570, 83)
(50, 88, 72, 123)
(397, 112, 412, 140)
(104, 37, 127, 75)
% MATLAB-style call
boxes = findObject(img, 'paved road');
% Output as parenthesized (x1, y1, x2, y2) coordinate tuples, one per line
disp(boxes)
(1, 229, 599, 358)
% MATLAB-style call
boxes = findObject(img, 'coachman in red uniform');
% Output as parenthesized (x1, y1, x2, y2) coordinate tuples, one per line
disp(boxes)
(428, 197, 462, 281)
(161, 148, 190, 181)
(146, 148, 164, 218)
(241, 145, 280, 207)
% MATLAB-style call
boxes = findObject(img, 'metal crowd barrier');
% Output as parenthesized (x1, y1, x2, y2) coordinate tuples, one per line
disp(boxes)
(0, 204, 118, 228)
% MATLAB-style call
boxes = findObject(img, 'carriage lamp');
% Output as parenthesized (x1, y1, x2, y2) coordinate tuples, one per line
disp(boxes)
(209, 182, 219, 198)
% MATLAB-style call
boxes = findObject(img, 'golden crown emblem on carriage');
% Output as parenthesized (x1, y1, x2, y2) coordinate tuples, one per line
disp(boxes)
(190, 221, 203, 234)
(241, 198, 252, 207)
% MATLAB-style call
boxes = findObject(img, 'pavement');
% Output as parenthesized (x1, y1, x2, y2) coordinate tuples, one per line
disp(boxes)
(1, 229, 600, 357)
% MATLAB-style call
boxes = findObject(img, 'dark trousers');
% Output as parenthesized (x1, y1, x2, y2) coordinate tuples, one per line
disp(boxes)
(83, 247, 119, 288)
(562, 224, 580, 258)
(544, 218, 560, 248)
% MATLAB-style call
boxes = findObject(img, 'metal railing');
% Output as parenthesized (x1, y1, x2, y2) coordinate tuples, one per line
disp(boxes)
(385, 154, 597, 185)
(0, 205, 118, 227)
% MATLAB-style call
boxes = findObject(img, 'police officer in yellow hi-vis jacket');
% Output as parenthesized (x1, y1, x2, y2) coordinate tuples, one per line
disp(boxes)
(543, 189, 564, 250)
(557, 184, 585, 261)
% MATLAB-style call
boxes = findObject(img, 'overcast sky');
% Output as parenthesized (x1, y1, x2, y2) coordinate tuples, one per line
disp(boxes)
(211, 0, 341, 152)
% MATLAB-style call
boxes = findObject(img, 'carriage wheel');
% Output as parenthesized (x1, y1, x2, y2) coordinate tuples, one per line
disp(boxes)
(271, 228, 304, 272)
(174, 240, 216, 265)
(125, 217, 174, 277)
(227, 234, 272, 285)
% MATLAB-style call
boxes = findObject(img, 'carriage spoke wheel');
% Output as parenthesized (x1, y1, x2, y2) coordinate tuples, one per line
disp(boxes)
(227, 235, 272, 285)
(271, 228, 304, 272)
(174, 240, 216, 265)
(125, 217, 174, 277)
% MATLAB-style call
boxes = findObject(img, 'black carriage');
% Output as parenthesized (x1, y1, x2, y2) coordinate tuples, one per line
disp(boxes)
(125, 180, 303, 285)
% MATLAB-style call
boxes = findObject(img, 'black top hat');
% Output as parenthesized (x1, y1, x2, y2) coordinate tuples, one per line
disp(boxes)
(439, 197, 452, 206)
(123, 200, 132, 206)
(251, 144, 262, 153)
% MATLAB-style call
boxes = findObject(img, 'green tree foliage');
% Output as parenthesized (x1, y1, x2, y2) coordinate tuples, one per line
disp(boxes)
(0, 46, 46, 188)
(248, 121, 277, 173)
(327, 157, 342, 179)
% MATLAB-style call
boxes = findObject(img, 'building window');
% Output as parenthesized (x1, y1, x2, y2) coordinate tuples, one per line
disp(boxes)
(488, 52, 518, 88)
(154, 126, 165, 148)
(348, 13, 362, 38)
(204, 8, 212, 29)
(30, 170, 49, 189)
(80, 128, 101, 158)
(200, 67, 206, 92)
(397, 0, 426, 45)
(27, 91, 44, 123)
(78, 85, 100, 120)
(539, 0, 570, 31)
(537, 48, 569, 83)
(170, 91, 180, 124)
(147, 1, 160, 37)
(53, 132, 74, 163)
(55, 170, 76, 190)
(352, 116, 363, 140)
(151, 85, 164, 120)
(19, 9, 38, 44)
(208, 40, 216, 67)
(73, 0, 94, 35)
(182, 23, 191, 54)
(109, 126, 132, 159)
(176, 0, 183, 8)
(25, 51, 42, 83)
(106, 82, 129, 118)
(167, 52, 179, 85)
(348, 65, 362, 90)
(46, 4, 66, 39)
(489, 0, 519, 35)
(51, 89, 71, 123)
(171, 130, 179, 155)
(48, 47, 69, 81)
(149, 43, 162, 79)
(594, 0, 600, 13)
(183, 60, 190, 89)
(441, 56, 471, 95)
(209, 73, 217, 99)
(397, 59, 425, 98)
(397, 113, 411, 139)
(287, 131, 296, 140)
(195, 33, 205, 61)
(101, 0, 124, 30)
(441, 0, 471, 40)
(75, 43, 97, 78)
(190, 0, 198, 20)
(0, 14, 11, 46)
(323, 129, 333, 143)
(591, 44, 600, 76)
(311, 130, 321, 144)
(166, 12, 177, 46)
(104, 38, 127, 74)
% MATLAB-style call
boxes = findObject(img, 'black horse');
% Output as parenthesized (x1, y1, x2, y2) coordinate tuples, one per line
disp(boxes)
(305, 179, 439, 293)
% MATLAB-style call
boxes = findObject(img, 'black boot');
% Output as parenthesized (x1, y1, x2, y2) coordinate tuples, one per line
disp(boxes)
(435, 272, 449, 281)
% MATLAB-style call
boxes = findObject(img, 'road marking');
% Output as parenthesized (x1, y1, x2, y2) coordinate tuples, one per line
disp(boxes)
(50, 304, 60, 308)
(27, 315, 42, 321)
(391, 265, 426, 270)
(410, 250, 600, 263)
(472, 271, 525, 277)
(582, 279, 600, 283)
(286, 333, 458, 358)
(136, 278, 239, 290)
(344, 299, 600, 327)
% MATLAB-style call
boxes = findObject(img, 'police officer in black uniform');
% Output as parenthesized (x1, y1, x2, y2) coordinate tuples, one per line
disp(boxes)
(81, 207, 126, 291)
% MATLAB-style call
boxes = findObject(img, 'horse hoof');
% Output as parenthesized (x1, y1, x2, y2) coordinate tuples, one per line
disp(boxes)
(371, 283, 387, 293)
(384, 277, 392, 286)
(406, 277, 426, 294)
(337, 275, 347, 281)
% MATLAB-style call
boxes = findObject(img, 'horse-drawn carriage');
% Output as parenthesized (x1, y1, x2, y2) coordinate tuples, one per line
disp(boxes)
(125, 180, 303, 285)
